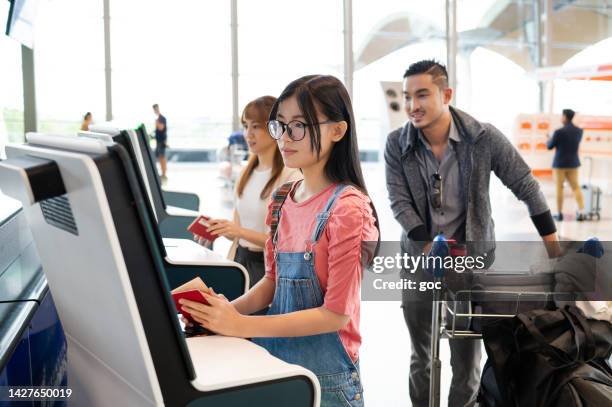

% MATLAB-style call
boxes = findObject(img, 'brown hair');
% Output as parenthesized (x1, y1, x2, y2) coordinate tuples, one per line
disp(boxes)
(236, 96, 284, 199)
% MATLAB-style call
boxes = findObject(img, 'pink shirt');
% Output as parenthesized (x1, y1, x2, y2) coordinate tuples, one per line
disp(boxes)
(264, 182, 379, 362)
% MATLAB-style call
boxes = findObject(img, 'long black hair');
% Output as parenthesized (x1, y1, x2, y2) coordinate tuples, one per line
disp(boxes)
(270, 75, 380, 257)
(269, 75, 368, 192)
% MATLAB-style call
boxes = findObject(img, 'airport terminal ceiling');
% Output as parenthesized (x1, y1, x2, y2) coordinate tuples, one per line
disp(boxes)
(355, 0, 612, 71)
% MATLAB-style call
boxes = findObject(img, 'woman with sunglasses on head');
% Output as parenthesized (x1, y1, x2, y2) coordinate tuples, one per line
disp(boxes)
(198, 96, 301, 288)
(181, 75, 379, 406)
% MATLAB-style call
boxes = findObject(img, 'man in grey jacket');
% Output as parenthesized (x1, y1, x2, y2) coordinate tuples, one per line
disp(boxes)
(384, 60, 560, 407)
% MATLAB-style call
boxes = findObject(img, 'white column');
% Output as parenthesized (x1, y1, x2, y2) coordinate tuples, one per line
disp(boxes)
(543, 0, 554, 113)
(103, 0, 112, 121)
(21, 45, 37, 133)
(446, 0, 458, 95)
(534, 0, 544, 112)
(343, 0, 354, 98)
(231, 0, 239, 131)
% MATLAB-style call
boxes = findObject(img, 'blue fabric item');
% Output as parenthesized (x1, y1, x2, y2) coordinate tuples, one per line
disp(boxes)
(155, 142, 166, 158)
(577, 237, 604, 258)
(546, 123, 583, 168)
(228, 131, 247, 148)
(426, 233, 449, 277)
(253, 184, 364, 407)
(154, 114, 167, 143)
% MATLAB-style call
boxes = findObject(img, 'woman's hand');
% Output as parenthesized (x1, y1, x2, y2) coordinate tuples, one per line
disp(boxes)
(179, 288, 247, 337)
(206, 219, 242, 240)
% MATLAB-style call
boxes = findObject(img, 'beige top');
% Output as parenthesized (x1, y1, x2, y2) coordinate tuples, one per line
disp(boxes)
(235, 166, 302, 250)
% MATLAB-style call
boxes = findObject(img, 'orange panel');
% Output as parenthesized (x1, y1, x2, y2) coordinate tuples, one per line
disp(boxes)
(537, 122, 549, 130)
(520, 122, 532, 129)
(518, 142, 531, 150)
(579, 150, 612, 156)
(578, 121, 612, 130)
(532, 169, 553, 177)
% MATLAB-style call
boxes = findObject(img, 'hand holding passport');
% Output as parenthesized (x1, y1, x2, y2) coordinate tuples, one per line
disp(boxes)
(171, 277, 211, 324)
(187, 215, 219, 243)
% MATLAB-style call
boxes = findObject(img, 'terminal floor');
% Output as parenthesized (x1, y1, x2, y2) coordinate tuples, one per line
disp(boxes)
(163, 162, 612, 407)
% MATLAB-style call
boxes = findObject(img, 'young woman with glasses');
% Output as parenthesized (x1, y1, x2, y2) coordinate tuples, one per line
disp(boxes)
(181, 75, 379, 406)
(197, 96, 301, 288)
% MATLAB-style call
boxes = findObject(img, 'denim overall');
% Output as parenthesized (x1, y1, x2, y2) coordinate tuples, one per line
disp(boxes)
(253, 184, 364, 407)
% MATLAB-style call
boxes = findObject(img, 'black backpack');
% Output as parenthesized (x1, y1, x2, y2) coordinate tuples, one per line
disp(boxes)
(479, 306, 612, 407)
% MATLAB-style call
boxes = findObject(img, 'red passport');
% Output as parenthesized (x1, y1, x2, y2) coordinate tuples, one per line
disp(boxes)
(172, 289, 210, 323)
(187, 215, 218, 242)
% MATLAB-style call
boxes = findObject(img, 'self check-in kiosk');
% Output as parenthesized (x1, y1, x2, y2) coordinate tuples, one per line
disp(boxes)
(0, 134, 320, 406)
(85, 124, 200, 240)
(35, 129, 249, 293)
(134, 124, 200, 212)
(91, 124, 199, 212)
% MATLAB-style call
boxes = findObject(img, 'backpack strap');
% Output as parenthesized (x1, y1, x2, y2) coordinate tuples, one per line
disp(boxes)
(270, 181, 296, 247)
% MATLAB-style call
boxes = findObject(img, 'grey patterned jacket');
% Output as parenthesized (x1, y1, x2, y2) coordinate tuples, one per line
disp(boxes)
(384, 106, 552, 254)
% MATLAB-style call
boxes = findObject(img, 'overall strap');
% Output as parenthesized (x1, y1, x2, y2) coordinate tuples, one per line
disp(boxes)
(308, 184, 351, 245)
(270, 181, 296, 247)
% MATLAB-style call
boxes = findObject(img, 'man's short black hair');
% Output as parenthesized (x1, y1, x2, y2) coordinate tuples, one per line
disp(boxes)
(152, 104, 159, 109)
(403, 59, 449, 89)
(562, 109, 575, 122)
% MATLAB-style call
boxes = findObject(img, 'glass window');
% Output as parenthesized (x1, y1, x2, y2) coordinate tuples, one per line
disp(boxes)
(555, 37, 612, 116)
(553, 1, 612, 116)
(456, 0, 539, 135)
(34, 0, 105, 134)
(352, 0, 446, 156)
(237, 0, 344, 115)
(0, 33, 24, 149)
(111, 1, 231, 148)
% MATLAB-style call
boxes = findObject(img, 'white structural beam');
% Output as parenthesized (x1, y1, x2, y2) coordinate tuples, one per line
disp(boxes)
(103, 0, 112, 121)
(343, 0, 354, 98)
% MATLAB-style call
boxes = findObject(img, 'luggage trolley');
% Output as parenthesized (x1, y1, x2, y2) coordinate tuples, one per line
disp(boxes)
(428, 239, 558, 407)
(581, 156, 602, 221)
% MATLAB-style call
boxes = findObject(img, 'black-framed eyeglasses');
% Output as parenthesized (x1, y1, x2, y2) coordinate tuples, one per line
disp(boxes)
(431, 172, 442, 209)
(267, 119, 335, 141)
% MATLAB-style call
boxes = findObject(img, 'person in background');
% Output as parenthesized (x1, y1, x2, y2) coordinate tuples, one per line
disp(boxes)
(547, 108, 585, 221)
(80, 112, 92, 131)
(197, 96, 301, 288)
(228, 129, 249, 155)
(227, 128, 249, 171)
(152, 103, 168, 182)
(385, 59, 560, 407)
